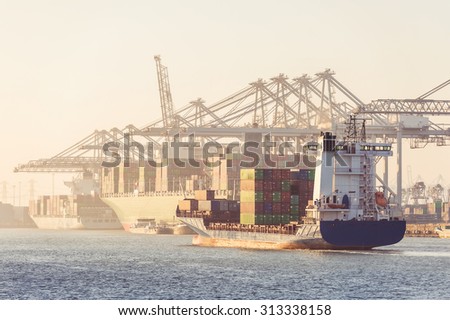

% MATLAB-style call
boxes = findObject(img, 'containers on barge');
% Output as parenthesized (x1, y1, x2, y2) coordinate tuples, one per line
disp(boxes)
(239, 168, 314, 225)
(177, 124, 407, 250)
(177, 168, 316, 226)
(178, 191, 240, 224)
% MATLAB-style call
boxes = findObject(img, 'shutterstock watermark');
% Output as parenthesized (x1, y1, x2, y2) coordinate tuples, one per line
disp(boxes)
(101, 133, 345, 169)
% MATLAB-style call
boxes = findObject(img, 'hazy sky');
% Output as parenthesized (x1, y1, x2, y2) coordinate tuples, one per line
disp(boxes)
(1, 0, 449, 204)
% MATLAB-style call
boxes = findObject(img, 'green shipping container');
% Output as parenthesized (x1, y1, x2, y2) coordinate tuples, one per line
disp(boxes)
(281, 215, 290, 224)
(264, 215, 274, 225)
(272, 192, 281, 202)
(272, 215, 281, 224)
(240, 213, 255, 225)
(255, 215, 265, 225)
(255, 192, 264, 202)
(290, 205, 300, 213)
(255, 169, 264, 180)
(290, 195, 299, 205)
(281, 181, 291, 192)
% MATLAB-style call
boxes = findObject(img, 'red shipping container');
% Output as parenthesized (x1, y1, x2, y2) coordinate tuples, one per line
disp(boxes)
(298, 198, 309, 204)
(281, 169, 291, 180)
(281, 202, 291, 213)
(263, 181, 273, 191)
(281, 191, 291, 202)
(272, 181, 281, 190)
(291, 180, 300, 187)
(255, 202, 264, 214)
(255, 180, 264, 191)
(272, 202, 282, 214)
(298, 180, 308, 188)
(273, 169, 282, 180)
(263, 191, 273, 202)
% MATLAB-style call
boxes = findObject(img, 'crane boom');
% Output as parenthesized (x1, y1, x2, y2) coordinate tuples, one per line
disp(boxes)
(154, 55, 175, 127)
(417, 79, 450, 100)
(359, 99, 450, 114)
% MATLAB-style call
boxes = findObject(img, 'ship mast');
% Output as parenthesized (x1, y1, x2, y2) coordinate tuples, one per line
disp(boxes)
(344, 115, 366, 143)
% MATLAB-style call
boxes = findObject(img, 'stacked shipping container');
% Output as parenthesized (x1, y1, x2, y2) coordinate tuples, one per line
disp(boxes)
(101, 161, 207, 195)
(101, 149, 311, 198)
(28, 194, 112, 217)
(290, 169, 315, 221)
(240, 168, 315, 225)
(239, 168, 264, 224)
(177, 190, 239, 222)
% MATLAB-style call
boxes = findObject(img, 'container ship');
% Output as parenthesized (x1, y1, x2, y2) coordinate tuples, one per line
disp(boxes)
(28, 194, 123, 230)
(177, 121, 406, 250)
(28, 175, 123, 230)
(100, 156, 213, 231)
(0, 202, 36, 228)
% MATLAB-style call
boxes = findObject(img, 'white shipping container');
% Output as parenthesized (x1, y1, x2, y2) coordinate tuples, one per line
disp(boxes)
(118, 166, 125, 193)
(155, 166, 163, 192)
(161, 166, 168, 191)
(195, 190, 215, 201)
(198, 200, 212, 211)
(220, 159, 228, 191)
(139, 167, 146, 193)
(178, 199, 198, 211)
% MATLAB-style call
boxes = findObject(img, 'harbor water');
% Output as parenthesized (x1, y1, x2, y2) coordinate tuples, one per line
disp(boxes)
(0, 229, 449, 300)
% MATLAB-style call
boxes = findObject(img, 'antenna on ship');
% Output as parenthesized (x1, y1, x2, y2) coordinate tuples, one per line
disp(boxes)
(344, 115, 367, 143)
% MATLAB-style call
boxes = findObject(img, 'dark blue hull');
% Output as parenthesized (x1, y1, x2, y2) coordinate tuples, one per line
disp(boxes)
(320, 220, 406, 249)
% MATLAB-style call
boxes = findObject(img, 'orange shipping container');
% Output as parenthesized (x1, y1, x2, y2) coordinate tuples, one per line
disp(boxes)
(240, 202, 255, 214)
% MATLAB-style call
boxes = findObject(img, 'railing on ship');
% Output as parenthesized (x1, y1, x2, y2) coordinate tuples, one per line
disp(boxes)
(100, 190, 229, 198)
(207, 222, 298, 235)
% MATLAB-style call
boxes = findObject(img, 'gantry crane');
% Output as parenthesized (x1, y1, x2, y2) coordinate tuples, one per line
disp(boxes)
(13, 60, 450, 214)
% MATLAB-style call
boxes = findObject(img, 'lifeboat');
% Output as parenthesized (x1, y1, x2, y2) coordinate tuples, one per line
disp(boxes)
(328, 203, 346, 209)
(375, 191, 388, 207)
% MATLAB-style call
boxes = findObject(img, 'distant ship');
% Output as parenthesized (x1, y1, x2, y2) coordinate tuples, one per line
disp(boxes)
(99, 146, 237, 231)
(101, 194, 182, 231)
(29, 175, 122, 230)
(0, 202, 36, 228)
(29, 194, 123, 230)
(177, 118, 406, 250)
